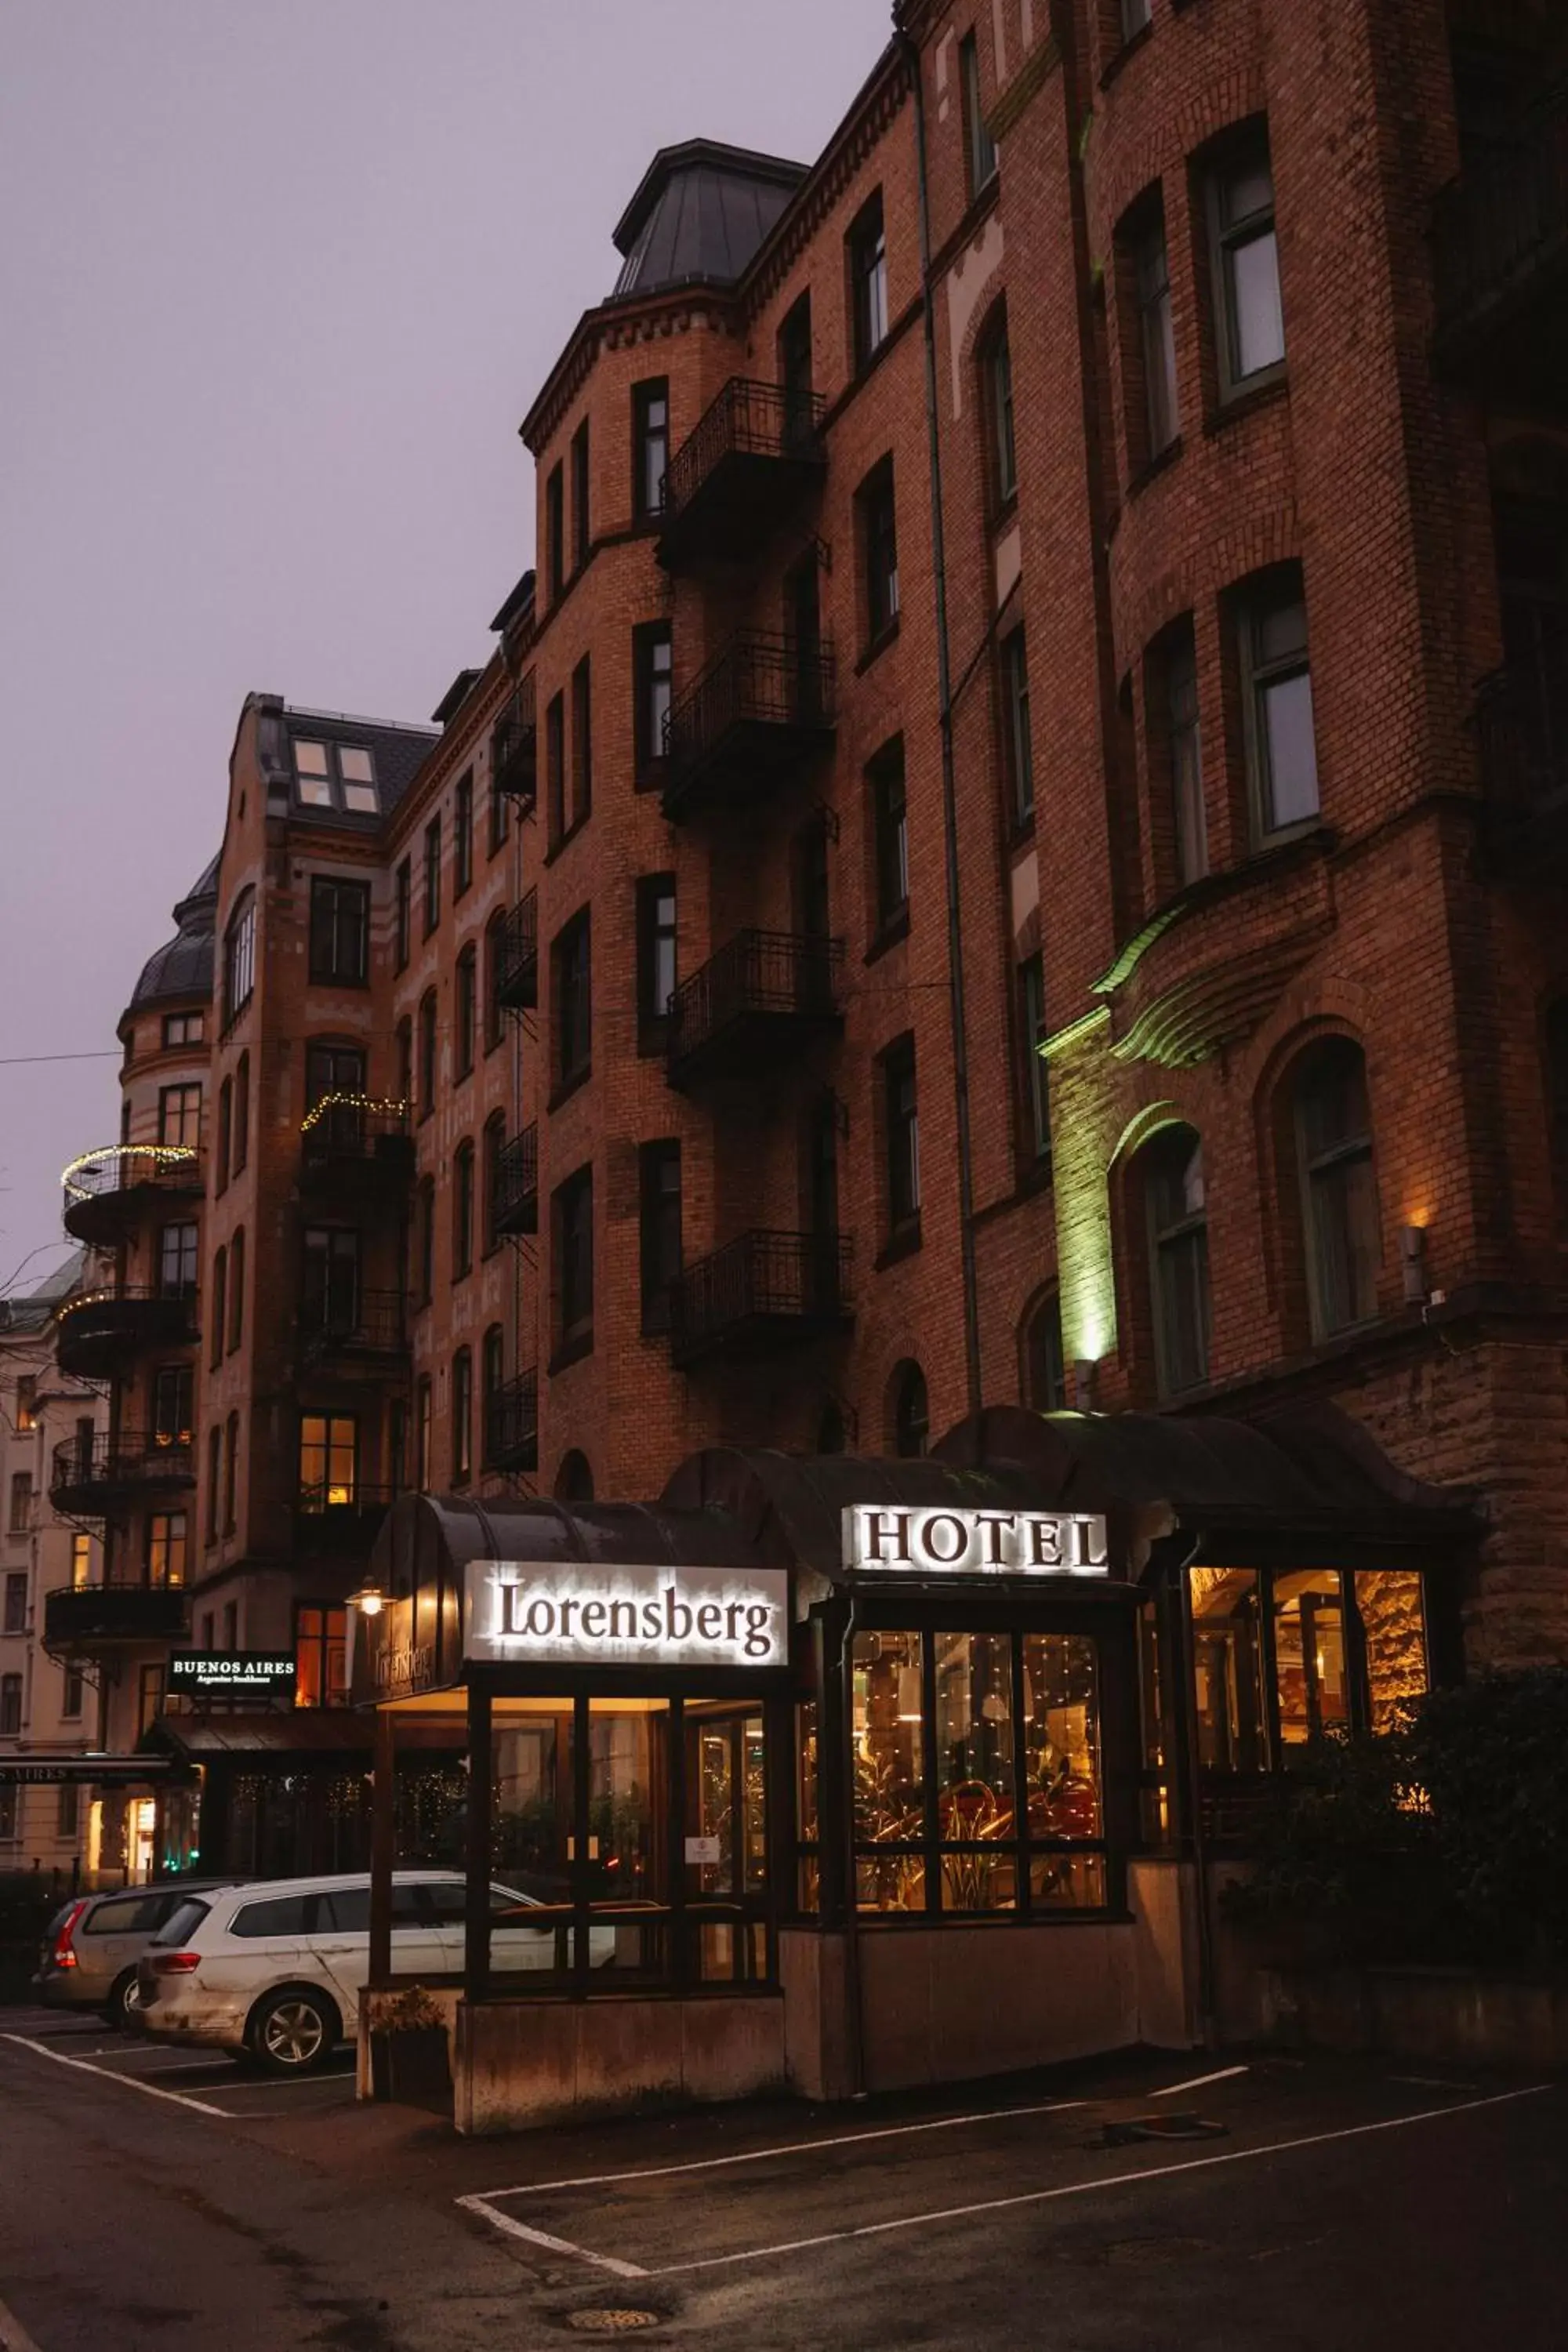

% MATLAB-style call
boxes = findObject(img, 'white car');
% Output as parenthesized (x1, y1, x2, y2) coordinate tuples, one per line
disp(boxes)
(137, 1870, 593, 2074)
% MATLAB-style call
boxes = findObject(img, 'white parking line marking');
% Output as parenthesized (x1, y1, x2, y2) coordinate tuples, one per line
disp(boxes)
(642, 2085, 1555, 2279)
(0, 2031, 230, 2117)
(458, 2201, 651, 2279)
(466, 2095, 1089, 2203)
(1149, 2063, 1249, 2098)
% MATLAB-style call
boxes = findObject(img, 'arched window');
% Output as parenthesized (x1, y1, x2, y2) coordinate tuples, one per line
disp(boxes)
(1294, 1040, 1378, 1336)
(419, 989, 437, 1116)
(209, 1247, 227, 1372)
(1142, 1123, 1211, 1396)
(890, 1359, 929, 1458)
(481, 1324, 504, 1468)
(233, 1051, 250, 1173)
(451, 1348, 472, 1485)
(485, 910, 506, 1052)
(483, 1111, 506, 1253)
(223, 891, 255, 1030)
(1544, 1000, 1568, 1235)
(456, 944, 477, 1079)
(554, 1450, 593, 1503)
(452, 1139, 474, 1279)
(979, 308, 1014, 510)
(227, 1228, 245, 1353)
(223, 1411, 239, 1535)
(216, 1078, 232, 1192)
(1024, 1289, 1066, 1412)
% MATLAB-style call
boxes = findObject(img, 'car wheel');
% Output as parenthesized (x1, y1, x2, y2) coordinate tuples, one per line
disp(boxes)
(247, 1987, 339, 2075)
(103, 1969, 142, 2031)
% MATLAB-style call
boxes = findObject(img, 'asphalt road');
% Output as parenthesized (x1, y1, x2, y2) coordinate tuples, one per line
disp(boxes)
(0, 2007, 1564, 2351)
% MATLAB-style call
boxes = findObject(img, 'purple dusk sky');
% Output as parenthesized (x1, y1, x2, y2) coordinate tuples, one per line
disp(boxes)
(0, 0, 891, 1291)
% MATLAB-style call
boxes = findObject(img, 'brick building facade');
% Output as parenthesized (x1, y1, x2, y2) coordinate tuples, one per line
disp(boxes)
(42, 0, 1568, 1879)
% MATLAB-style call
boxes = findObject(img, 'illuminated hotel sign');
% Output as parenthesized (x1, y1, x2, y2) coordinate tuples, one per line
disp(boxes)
(465, 1561, 789, 1670)
(843, 1504, 1110, 1577)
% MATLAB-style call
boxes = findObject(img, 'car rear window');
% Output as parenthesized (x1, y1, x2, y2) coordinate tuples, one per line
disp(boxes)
(82, 1894, 166, 1936)
(151, 1898, 211, 1947)
(229, 1893, 318, 1938)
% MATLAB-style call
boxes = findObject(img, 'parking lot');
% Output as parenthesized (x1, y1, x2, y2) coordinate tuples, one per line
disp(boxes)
(2, 2013, 1566, 2350)
(0, 2002, 358, 2122)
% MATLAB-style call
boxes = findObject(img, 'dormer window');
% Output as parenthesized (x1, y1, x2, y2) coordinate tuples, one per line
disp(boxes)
(292, 739, 379, 815)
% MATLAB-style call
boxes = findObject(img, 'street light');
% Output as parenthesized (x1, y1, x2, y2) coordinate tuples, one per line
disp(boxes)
(350, 1578, 385, 1618)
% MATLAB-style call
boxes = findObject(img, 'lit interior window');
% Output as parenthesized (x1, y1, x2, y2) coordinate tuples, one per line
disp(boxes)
(338, 745, 379, 812)
(294, 740, 332, 806)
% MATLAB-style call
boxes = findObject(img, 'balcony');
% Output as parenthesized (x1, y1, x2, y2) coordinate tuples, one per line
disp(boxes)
(492, 677, 538, 811)
(1475, 655, 1568, 874)
(656, 377, 827, 571)
(49, 1431, 195, 1518)
(1432, 89, 1568, 400)
(485, 1370, 538, 1474)
(61, 1145, 202, 1247)
(43, 1581, 187, 1657)
(670, 1229, 852, 1370)
(293, 1483, 399, 1557)
(492, 1124, 539, 1239)
(667, 931, 845, 1092)
(298, 1289, 409, 1372)
(55, 1286, 199, 1383)
(299, 1095, 415, 1196)
(495, 890, 538, 1011)
(663, 633, 837, 822)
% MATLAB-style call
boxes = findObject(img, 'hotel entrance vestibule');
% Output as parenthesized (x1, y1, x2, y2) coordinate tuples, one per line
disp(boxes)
(353, 1411, 1475, 2133)
(475, 1693, 771, 1989)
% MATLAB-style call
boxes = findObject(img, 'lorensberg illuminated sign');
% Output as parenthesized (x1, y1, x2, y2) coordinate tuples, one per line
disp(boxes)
(465, 1561, 789, 1670)
(843, 1504, 1109, 1577)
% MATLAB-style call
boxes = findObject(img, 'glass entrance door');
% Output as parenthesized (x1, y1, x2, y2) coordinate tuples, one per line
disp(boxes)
(685, 1707, 768, 1983)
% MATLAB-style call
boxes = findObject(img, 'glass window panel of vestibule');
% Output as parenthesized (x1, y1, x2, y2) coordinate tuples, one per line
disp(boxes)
(478, 1693, 779, 1994)
(848, 1627, 1110, 1918)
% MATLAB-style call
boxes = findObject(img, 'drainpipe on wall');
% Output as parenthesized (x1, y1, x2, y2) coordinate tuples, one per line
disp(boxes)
(901, 24, 983, 1419)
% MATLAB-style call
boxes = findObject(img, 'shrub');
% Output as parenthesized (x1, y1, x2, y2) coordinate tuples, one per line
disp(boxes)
(1225, 1669, 1568, 1969)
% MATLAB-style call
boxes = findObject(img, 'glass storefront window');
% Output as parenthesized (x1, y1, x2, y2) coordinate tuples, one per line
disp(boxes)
(936, 1630, 1015, 1911)
(852, 1628, 1109, 1917)
(1273, 1570, 1348, 1750)
(1189, 1567, 1267, 1772)
(853, 1630, 927, 1847)
(493, 1711, 570, 1899)
(1189, 1565, 1432, 1777)
(1022, 1632, 1102, 1842)
(1356, 1569, 1428, 1733)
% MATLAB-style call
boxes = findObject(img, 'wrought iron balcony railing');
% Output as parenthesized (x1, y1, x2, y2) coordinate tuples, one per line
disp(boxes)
(298, 1288, 409, 1367)
(55, 1286, 200, 1382)
(495, 890, 539, 1011)
(49, 1430, 195, 1515)
(43, 1581, 188, 1655)
(1475, 655, 1568, 864)
(492, 676, 538, 809)
(485, 1370, 539, 1473)
(670, 1229, 853, 1369)
(1432, 88, 1568, 383)
(61, 1145, 202, 1246)
(666, 930, 845, 1090)
(492, 1123, 539, 1239)
(663, 632, 837, 821)
(658, 377, 827, 569)
(293, 1482, 401, 1554)
(300, 1094, 414, 1185)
